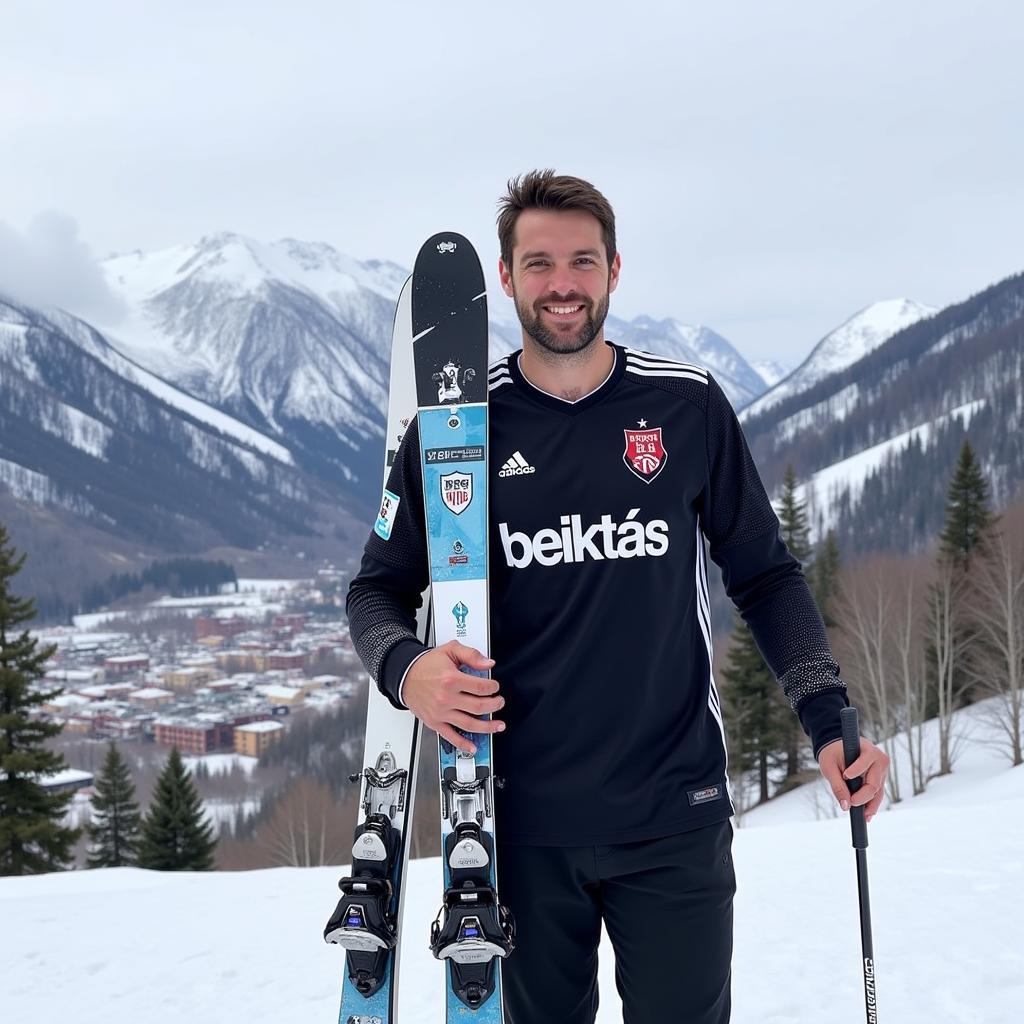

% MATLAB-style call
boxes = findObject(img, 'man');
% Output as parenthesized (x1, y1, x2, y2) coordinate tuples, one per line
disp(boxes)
(346, 170, 890, 1023)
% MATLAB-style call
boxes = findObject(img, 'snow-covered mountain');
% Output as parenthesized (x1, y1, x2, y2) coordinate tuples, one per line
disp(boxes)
(96, 236, 773, 440)
(94, 233, 407, 488)
(740, 274, 1024, 552)
(0, 293, 362, 612)
(749, 359, 790, 389)
(740, 298, 936, 421)
(605, 314, 768, 406)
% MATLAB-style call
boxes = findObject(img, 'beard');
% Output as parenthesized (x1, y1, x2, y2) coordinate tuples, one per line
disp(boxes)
(514, 289, 610, 357)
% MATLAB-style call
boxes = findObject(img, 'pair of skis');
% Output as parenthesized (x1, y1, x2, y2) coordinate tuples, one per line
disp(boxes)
(324, 234, 514, 1023)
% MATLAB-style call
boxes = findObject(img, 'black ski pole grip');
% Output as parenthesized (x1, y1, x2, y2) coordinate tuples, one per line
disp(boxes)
(840, 707, 868, 850)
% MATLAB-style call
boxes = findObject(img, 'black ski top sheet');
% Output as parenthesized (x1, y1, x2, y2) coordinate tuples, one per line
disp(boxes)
(411, 232, 488, 408)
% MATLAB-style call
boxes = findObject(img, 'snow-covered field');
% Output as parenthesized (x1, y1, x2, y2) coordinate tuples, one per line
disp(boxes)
(2, 702, 1021, 1023)
(181, 753, 258, 778)
(65, 578, 308, 631)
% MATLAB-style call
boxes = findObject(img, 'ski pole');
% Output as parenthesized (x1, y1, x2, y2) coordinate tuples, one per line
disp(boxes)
(840, 706, 878, 1023)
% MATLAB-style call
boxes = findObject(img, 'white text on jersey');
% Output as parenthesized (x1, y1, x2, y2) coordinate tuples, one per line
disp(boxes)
(499, 509, 670, 567)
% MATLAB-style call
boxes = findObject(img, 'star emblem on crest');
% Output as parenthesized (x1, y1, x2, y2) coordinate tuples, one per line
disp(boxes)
(637, 418, 648, 428)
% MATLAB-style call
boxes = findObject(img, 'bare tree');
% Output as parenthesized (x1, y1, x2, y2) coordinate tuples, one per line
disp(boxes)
(255, 776, 350, 867)
(892, 561, 932, 795)
(965, 507, 1024, 766)
(928, 559, 970, 777)
(836, 557, 902, 803)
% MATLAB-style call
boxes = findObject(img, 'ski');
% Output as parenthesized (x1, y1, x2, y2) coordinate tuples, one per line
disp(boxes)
(325, 276, 425, 1024)
(411, 232, 515, 1020)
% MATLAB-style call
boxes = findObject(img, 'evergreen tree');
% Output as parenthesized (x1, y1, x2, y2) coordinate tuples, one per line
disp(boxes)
(86, 742, 141, 868)
(0, 524, 81, 875)
(720, 615, 787, 805)
(811, 530, 842, 629)
(928, 440, 997, 771)
(939, 440, 996, 570)
(776, 465, 813, 781)
(136, 747, 217, 870)
(777, 465, 813, 563)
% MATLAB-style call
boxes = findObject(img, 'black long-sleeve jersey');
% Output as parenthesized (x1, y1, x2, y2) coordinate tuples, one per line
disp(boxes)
(347, 342, 848, 845)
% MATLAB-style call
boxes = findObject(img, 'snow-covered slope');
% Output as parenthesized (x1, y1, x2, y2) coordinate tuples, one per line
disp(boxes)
(749, 359, 790, 389)
(42, 306, 293, 465)
(741, 298, 936, 421)
(793, 398, 987, 536)
(0, 294, 342, 561)
(738, 272, 1024, 554)
(1, 698, 1020, 1023)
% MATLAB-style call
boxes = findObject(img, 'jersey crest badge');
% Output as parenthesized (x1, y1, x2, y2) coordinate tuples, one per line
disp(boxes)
(440, 470, 473, 515)
(623, 427, 667, 483)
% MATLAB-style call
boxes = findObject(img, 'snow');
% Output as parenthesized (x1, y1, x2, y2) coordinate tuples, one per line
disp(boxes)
(46, 669, 103, 684)
(741, 697, 1019, 828)
(793, 398, 986, 535)
(46, 694, 90, 709)
(36, 401, 113, 460)
(181, 753, 258, 777)
(227, 577, 308, 594)
(113, 358, 295, 465)
(2, 694, 1022, 1023)
(0, 458, 51, 505)
(203, 798, 261, 832)
(104, 234, 404, 312)
(70, 611, 131, 630)
(742, 298, 936, 421)
(43, 306, 295, 466)
(749, 359, 790, 389)
(235, 720, 284, 734)
(42, 768, 94, 787)
(91, 234, 398, 447)
(255, 684, 302, 700)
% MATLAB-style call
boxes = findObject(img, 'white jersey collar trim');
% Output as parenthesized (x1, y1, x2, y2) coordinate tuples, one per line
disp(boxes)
(515, 346, 618, 405)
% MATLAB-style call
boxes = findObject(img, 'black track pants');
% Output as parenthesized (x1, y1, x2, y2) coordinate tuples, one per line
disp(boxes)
(496, 819, 736, 1023)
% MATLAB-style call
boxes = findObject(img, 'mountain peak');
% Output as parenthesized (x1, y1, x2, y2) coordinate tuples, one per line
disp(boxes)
(741, 296, 936, 420)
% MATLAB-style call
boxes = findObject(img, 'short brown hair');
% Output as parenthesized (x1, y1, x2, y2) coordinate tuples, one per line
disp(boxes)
(496, 170, 617, 269)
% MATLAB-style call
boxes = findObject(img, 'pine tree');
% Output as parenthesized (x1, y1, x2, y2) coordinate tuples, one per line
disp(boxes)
(776, 465, 813, 782)
(0, 525, 81, 875)
(86, 742, 142, 868)
(777, 465, 813, 563)
(811, 530, 842, 629)
(720, 615, 787, 805)
(929, 440, 997, 773)
(136, 747, 217, 870)
(939, 440, 996, 570)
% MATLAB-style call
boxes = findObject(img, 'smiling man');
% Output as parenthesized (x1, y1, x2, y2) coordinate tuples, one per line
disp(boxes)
(346, 170, 889, 1023)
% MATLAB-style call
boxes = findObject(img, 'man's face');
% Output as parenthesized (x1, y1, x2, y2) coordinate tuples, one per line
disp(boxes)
(499, 208, 621, 356)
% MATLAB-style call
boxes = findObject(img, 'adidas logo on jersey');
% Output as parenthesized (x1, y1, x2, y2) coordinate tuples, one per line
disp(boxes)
(499, 509, 670, 568)
(499, 451, 536, 478)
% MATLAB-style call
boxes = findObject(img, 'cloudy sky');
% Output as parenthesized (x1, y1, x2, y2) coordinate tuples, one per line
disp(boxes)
(2, 0, 1022, 366)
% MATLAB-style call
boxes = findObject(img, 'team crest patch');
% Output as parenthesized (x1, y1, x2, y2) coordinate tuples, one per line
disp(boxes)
(623, 427, 667, 483)
(440, 471, 473, 515)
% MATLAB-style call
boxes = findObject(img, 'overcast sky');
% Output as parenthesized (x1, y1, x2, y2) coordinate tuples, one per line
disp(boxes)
(2, 0, 1022, 366)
